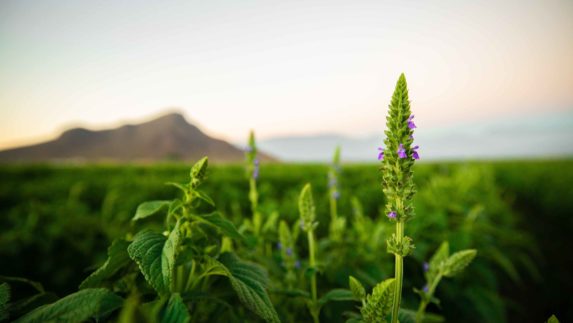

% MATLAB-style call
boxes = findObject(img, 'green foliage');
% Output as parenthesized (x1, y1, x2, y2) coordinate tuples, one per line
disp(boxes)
(80, 239, 131, 289)
(133, 200, 171, 221)
(442, 250, 477, 277)
(217, 253, 280, 323)
(127, 230, 172, 294)
(299, 183, 317, 230)
(13, 288, 123, 323)
(349, 276, 366, 300)
(160, 294, 190, 323)
(361, 278, 396, 323)
(547, 314, 560, 323)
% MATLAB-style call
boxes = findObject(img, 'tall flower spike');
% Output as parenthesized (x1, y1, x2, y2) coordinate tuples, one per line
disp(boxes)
(397, 144, 407, 159)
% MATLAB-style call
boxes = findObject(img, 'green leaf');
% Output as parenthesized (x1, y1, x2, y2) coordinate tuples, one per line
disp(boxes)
(127, 221, 182, 294)
(217, 253, 280, 323)
(160, 293, 190, 323)
(0, 283, 10, 321)
(443, 249, 477, 277)
(80, 239, 131, 289)
(429, 241, 449, 271)
(195, 212, 244, 241)
(349, 276, 366, 300)
(14, 288, 122, 323)
(193, 190, 215, 206)
(361, 278, 395, 323)
(318, 289, 355, 306)
(547, 314, 560, 323)
(7, 292, 59, 319)
(133, 201, 171, 221)
(0, 276, 44, 293)
(269, 288, 310, 298)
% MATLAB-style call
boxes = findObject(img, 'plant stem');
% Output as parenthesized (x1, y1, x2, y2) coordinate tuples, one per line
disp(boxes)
(307, 229, 319, 323)
(391, 221, 404, 323)
(329, 194, 337, 236)
(415, 273, 443, 323)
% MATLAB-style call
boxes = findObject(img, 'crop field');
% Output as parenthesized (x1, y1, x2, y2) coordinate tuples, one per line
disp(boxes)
(1, 160, 571, 322)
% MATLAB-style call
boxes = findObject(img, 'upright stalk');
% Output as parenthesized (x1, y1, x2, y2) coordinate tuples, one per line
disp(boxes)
(415, 273, 442, 322)
(307, 229, 319, 323)
(391, 222, 404, 323)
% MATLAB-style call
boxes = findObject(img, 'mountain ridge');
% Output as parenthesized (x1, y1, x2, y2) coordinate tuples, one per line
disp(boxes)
(0, 113, 274, 163)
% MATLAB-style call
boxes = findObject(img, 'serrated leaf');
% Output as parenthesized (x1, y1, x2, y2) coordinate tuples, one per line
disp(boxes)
(217, 253, 280, 323)
(14, 288, 122, 323)
(160, 293, 190, 323)
(127, 221, 182, 294)
(133, 201, 171, 221)
(0, 283, 10, 321)
(361, 278, 395, 323)
(443, 249, 477, 277)
(349, 276, 366, 300)
(80, 239, 131, 289)
(318, 289, 355, 306)
(269, 288, 310, 298)
(547, 314, 560, 323)
(194, 212, 244, 241)
(7, 292, 59, 319)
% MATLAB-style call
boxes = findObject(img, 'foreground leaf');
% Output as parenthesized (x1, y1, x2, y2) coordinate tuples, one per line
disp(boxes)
(128, 231, 168, 294)
(133, 201, 171, 221)
(218, 253, 280, 323)
(349, 276, 366, 300)
(361, 278, 395, 323)
(14, 288, 122, 323)
(160, 293, 190, 323)
(80, 239, 131, 289)
(195, 212, 244, 241)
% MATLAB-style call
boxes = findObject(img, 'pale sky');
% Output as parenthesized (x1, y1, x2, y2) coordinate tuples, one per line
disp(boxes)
(1, 0, 572, 149)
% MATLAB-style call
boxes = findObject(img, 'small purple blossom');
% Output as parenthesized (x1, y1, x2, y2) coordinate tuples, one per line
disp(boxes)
(328, 175, 337, 188)
(423, 262, 429, 272)
(295, 260, 301, 269)
(332, 191, 340, 200)
(412, 146, 420, 160)
(286, 247, 293, 256)
(423, 284, 429, 293)
(252, 158, 260, 179)
(408, 115, 416, 129)
(397, 144, 407, 159)
(276, 242, 282, 250)
(387, 211, 397, 219)
(378, 147, 385, 160)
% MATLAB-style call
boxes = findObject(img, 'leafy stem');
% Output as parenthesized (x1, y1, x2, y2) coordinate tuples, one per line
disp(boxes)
(391, 221, 404, 323)
(416, 272, 442, 322)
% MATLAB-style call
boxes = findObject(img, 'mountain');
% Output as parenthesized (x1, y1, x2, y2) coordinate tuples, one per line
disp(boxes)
(0, 113, 275, 163)
(258, 111, 573, 162)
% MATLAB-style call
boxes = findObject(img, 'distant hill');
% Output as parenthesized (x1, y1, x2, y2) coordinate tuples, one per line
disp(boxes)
(258, 111, 573, 162)
(0, 113, 275, 163)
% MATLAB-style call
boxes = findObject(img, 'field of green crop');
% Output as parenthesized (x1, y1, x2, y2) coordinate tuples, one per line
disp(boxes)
(1, 160, 572, 322)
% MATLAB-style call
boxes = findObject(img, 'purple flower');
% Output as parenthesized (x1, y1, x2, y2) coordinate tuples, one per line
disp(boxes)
(332, 191, 340, 200)
(423, 262, 429, 272)
(295, 260, 301, 269)
(378, 147, 385, 160)
(253, 158, 260, 179)
(276, 242, 282, 250)
(387, 211, 397, 219)
(423, 284, 429, 293)
(328, 175, 337, 188)
(412, 146, 420, 160)
(397, 144, 407, 159)
(286, 247, 293, 256)
(408, 115, 416, 129)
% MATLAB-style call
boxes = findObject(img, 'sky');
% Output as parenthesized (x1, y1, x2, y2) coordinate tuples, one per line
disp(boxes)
(1, 0, 572, 150)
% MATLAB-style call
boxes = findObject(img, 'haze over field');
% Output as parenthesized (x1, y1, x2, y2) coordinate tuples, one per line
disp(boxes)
(1, 0, 572, 160)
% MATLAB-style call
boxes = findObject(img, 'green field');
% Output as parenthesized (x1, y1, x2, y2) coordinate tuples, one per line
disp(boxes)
(1, 160, 572, 322)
